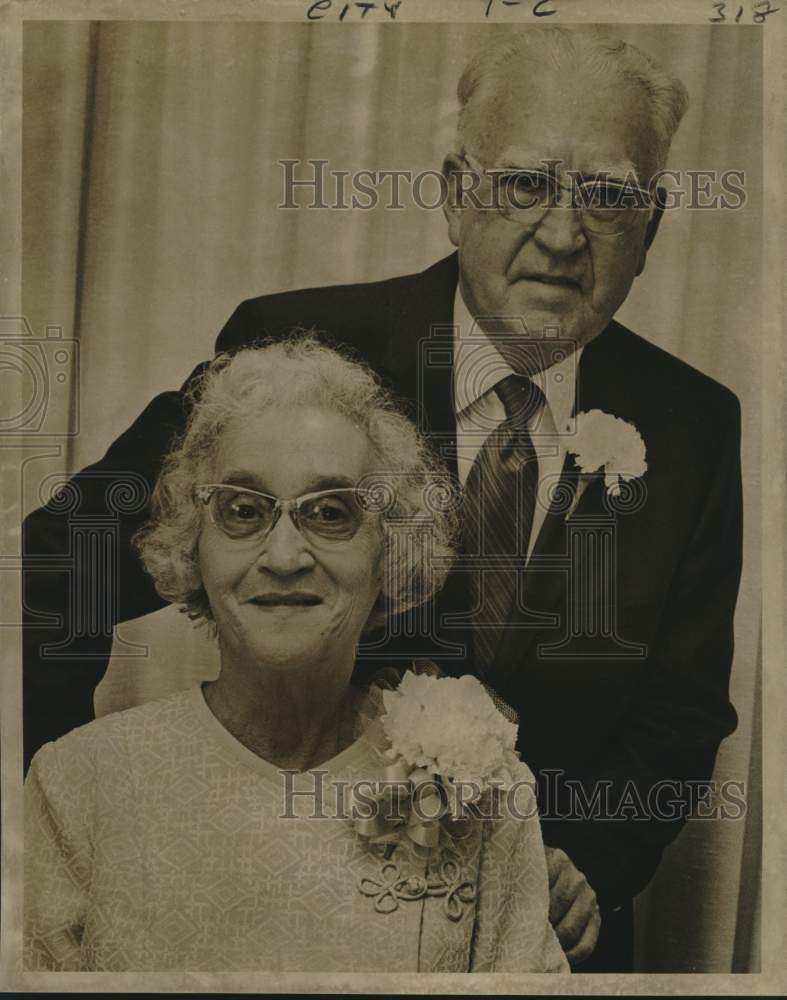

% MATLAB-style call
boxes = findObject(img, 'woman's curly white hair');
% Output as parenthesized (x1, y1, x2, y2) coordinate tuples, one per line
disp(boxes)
(134, 332, 459, 633)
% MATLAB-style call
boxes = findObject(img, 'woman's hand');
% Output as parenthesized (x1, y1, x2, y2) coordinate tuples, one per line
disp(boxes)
(545, 846, 602, 967)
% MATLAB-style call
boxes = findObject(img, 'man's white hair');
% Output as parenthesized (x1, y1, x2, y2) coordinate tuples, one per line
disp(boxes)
(456, 26, 689, 175)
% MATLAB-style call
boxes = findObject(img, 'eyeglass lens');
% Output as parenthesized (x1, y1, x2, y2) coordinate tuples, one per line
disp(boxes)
(494, 171, 649, 233)
(208, 487, 364, 542)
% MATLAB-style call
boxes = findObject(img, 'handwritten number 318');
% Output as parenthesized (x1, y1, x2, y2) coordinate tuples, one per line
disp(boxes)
(710, 1, 780, 20)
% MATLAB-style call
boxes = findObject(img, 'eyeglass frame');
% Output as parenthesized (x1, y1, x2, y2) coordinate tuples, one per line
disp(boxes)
(193, 483, 378, 545)
(459, 152, 665, 237)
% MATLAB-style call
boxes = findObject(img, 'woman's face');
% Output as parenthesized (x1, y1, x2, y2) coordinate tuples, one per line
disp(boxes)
(197, 405, 384, 671)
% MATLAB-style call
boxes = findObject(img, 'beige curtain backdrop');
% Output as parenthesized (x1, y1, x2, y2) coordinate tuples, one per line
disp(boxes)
(22, 20, 762, 973)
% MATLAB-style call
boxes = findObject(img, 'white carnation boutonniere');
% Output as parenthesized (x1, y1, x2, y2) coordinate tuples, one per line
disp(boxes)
(564, 409, 647, 518)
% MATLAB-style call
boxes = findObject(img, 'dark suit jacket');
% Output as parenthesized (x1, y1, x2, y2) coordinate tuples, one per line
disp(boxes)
(23, 252, 742, 916)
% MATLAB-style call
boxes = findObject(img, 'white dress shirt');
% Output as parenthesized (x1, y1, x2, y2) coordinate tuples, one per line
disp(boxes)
(452, 288, 583, 558)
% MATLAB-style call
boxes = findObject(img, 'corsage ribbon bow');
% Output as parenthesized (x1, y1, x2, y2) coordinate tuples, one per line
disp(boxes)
(352, 754, 445, 850)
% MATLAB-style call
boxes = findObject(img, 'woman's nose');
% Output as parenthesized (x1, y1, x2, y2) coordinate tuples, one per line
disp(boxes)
(255, 513, 315, 575)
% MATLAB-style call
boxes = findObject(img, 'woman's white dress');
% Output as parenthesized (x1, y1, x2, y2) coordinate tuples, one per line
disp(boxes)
(24, 685, 568, 972)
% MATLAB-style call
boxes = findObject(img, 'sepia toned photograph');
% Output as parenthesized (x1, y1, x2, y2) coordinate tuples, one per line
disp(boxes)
(2, 1, 782, 993)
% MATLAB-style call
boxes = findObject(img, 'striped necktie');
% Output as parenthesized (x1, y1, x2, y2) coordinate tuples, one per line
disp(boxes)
(462, 373, 546, 679)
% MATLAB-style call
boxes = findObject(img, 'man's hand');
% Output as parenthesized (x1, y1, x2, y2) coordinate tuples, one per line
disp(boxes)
(545, 846, 601, 967)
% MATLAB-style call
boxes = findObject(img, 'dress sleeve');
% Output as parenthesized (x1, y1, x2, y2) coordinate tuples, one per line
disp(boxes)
(470, 762, 569, 973)
(24, 736, 94, 970)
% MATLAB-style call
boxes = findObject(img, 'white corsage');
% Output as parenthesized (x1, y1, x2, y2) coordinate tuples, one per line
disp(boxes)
(381, 671, 519, 790)
(564, 409, 647, 517)
(353, 667, 521, 920)
(353, 668, 519, 851)
(355, 660, 520, 921)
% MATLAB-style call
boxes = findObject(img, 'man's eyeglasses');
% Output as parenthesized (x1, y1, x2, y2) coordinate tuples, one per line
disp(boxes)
(194, 484, 376, 545)
(462, 153, 657, 237)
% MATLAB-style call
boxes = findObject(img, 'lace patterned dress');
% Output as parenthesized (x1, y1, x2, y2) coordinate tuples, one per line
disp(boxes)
(24, 686, 568, 973)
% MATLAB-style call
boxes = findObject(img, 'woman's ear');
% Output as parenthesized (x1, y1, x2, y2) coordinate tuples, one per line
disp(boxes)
(361, 587, 389, 636)
(360, 542, 387, 635)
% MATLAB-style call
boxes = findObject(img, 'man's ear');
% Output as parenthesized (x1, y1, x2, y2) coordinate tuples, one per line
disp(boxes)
(635, 191, 665, 276)
(442, 152, 466, 248)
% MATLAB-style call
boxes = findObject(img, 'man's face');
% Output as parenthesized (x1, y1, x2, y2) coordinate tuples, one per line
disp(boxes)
(444, 68, 661, 360)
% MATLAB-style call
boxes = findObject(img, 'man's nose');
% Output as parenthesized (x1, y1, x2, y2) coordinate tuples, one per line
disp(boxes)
(256, 513, 315, 576)
(531, 204, 587, 256)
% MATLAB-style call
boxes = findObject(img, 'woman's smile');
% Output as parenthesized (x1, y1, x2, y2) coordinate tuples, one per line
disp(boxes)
(246, 591, 324, 608)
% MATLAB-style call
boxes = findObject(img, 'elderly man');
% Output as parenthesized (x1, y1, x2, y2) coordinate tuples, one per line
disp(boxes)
(23, 28, 742, 973)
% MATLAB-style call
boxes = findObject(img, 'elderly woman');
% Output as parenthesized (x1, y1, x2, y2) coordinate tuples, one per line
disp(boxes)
(24, 335, 567, 973)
